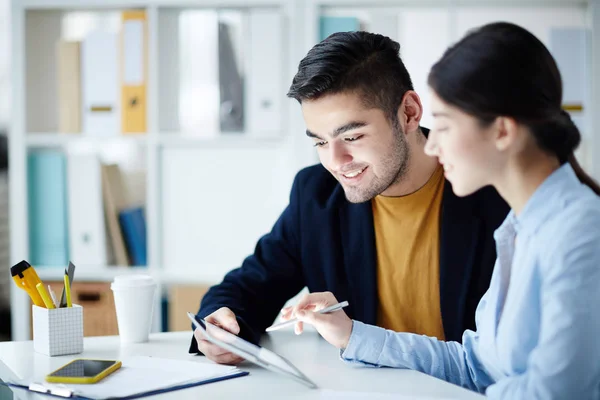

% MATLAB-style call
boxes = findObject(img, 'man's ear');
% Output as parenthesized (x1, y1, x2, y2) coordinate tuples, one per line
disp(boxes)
(397, 91, 423, 134)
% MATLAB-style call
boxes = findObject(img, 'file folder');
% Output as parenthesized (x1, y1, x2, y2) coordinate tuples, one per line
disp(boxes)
(121, 10, 147, 134)
(319, 16, 359, 41)
(56, 40, 81, 133)
(1, 371, 249, 399)
(81, 29, 120, 136)
(245, 10, 283, 136)
(27, 151, 69, 266)
(67, 153, 108, 266)
(0, 356, 249, 399)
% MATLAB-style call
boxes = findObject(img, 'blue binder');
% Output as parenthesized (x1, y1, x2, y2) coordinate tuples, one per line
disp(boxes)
(27, 151, 69, 266)
(319, 16, 359, 41)
(119, 206, 147, 266)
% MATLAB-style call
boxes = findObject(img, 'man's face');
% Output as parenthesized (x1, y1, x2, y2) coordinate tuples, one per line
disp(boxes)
(301, 92, 410, 203)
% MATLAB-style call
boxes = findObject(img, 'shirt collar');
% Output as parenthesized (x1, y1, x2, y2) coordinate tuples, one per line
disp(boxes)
(514, 163, 580, 236)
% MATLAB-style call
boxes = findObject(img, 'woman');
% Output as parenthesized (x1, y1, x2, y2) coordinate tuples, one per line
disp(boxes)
(282, 22, 600, 399)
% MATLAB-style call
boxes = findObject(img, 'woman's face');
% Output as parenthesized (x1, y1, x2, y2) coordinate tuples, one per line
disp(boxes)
(425, 91, 504, 197)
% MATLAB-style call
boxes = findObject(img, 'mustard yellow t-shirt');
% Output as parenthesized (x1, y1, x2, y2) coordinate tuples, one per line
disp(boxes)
(372, 165, 446, 340)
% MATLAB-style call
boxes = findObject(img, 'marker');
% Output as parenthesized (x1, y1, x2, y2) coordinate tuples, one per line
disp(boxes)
(36, 283, 55, 309)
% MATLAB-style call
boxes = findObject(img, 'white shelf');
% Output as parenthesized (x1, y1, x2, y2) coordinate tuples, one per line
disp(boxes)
(17, 0, 284, 10)
(157, 134, 285, 148)
(33, 265, 225, 285)
(26, 133, 149, 147)
(34, 265, 150, 282)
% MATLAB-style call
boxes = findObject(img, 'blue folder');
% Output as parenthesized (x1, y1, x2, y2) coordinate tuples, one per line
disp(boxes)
(319, 16, 360, 41)
(27, 151, 69, 266)
(0, 370, 249, 399)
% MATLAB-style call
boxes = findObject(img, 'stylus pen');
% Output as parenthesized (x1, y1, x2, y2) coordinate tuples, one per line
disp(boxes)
(266, 301, 349, 332)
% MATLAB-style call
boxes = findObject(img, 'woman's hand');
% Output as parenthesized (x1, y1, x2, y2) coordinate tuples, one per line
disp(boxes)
(280, 292, 353, 349)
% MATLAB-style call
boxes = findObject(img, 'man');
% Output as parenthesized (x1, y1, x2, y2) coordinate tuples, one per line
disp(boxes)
(190, 31, 509, 364)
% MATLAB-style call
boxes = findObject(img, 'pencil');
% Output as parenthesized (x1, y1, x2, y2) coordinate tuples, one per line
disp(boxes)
(63, 272, 72, 308)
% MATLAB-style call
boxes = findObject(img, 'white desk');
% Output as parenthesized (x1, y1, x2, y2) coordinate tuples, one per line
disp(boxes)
(0, 330, 485, 399)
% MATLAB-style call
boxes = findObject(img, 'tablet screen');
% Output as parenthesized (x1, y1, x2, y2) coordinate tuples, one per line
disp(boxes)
(198, 318, 263, 358)
(188, 313, 317, 388)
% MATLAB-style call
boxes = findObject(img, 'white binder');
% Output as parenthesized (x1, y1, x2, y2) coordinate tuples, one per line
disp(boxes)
(67, 152, 108, 266)
(245, 10, 283, 137)
(81, 29, 120, 136)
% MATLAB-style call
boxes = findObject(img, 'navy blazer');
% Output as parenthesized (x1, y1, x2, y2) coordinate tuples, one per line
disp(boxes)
(190, 162, 509, 352)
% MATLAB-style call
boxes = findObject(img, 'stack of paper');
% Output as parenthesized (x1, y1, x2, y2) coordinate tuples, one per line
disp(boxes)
(42, 356, 241, 399)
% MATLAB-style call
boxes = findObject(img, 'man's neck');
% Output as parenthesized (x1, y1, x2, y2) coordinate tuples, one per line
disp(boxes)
(380, 135, 440, 197)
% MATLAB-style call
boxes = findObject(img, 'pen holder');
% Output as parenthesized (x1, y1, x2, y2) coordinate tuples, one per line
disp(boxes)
(32, 304, 83, 356)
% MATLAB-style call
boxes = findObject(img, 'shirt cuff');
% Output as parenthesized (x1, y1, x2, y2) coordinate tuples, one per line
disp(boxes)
(340, 320, 387, 366)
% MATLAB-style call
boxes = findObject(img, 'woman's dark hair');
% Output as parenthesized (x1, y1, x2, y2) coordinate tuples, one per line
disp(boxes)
(287, 31, 414, 123)
(428, 22, 600, 195)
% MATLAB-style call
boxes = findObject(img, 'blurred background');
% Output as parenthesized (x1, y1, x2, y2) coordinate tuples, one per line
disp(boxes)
(1, 0, 598, 342)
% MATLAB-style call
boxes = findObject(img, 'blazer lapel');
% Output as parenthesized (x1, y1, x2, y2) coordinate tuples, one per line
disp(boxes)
(338, 196, 378, 325)
(439, 181, 481, 341)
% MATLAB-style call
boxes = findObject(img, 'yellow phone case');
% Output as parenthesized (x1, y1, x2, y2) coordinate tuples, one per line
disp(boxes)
(45, 359, 122, 384)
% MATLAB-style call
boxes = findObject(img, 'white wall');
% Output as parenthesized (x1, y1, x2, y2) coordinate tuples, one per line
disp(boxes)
(0, 0, 9, 131)
(324, 4, 593, 175)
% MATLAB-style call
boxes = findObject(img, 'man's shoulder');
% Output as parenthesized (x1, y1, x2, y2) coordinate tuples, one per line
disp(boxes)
(452, 183, 510, 221)
(293, 164, 343, 207)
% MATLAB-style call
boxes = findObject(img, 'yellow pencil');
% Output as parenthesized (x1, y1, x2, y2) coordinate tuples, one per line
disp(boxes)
(63, 273, 72, 308)
(36, 283, 55, 309)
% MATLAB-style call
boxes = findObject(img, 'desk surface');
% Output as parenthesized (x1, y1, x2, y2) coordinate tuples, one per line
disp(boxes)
(0, 330, 485, 399)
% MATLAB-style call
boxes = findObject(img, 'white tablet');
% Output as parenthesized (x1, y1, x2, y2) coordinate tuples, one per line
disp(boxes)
(187, 312, 317, 389)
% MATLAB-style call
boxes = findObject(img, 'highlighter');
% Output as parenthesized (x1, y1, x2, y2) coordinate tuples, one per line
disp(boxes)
(11, 260, 45, 307)
(36, 283, 55, 309)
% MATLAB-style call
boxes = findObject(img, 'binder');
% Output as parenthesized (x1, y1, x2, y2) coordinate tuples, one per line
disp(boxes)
(120, 10, 147, 134)
(319, 16, 359, 41)
(67, 153, 108, 266)
(81, 29, 120, 136)
(245, 9, 283, 136)
(101, 164, 130, 266)
(56, 40, 81, 133)
(119, 206, 147, 266)
(27, 151, 69, 266)
(218, 21, 244, 133)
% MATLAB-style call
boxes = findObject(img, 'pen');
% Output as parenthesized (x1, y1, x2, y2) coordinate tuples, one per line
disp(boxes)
(266, 301, 349, 332)
(36, 283, 55, 309)
(63, 271, 72, 308)
(60, 262, 76, 308)
(48, 285, 59, 308)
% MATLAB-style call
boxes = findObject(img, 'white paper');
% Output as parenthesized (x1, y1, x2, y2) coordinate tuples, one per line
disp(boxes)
(43, 356, 239, 399)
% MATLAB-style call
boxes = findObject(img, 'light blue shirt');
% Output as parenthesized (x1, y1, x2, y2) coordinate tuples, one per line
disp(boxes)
(341, 163, 600, 399)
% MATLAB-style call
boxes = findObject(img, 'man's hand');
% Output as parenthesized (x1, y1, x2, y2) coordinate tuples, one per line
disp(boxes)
(280, 292, 353, 349)
(194, 307, 244, 365)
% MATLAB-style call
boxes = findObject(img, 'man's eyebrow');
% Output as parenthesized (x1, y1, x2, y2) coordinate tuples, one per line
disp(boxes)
(306, 121, 368, 140)
(332, 121, 368, 138)
(306, 130, 322, 139)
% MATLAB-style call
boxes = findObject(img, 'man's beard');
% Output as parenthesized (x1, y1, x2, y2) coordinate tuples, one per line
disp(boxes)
(343, 122, 410, 203)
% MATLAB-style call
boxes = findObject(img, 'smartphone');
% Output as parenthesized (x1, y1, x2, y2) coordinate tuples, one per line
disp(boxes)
(45, 359, 122, 384)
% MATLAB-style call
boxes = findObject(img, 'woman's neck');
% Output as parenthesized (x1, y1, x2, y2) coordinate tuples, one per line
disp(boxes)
(494, 150, 561, 216)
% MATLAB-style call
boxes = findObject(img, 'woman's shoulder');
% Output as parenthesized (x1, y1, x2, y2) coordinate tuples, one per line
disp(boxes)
(538, 185, 600, 271)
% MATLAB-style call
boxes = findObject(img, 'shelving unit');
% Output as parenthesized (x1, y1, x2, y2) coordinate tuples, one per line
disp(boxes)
(10, 0, 313, 341)
(10, 0, 600, 341)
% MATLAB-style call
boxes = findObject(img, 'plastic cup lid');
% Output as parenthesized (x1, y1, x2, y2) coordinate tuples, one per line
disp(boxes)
(111, 274, 156, 289)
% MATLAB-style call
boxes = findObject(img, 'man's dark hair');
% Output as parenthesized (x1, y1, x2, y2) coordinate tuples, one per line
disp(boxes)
(287, 31, 414, 122)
